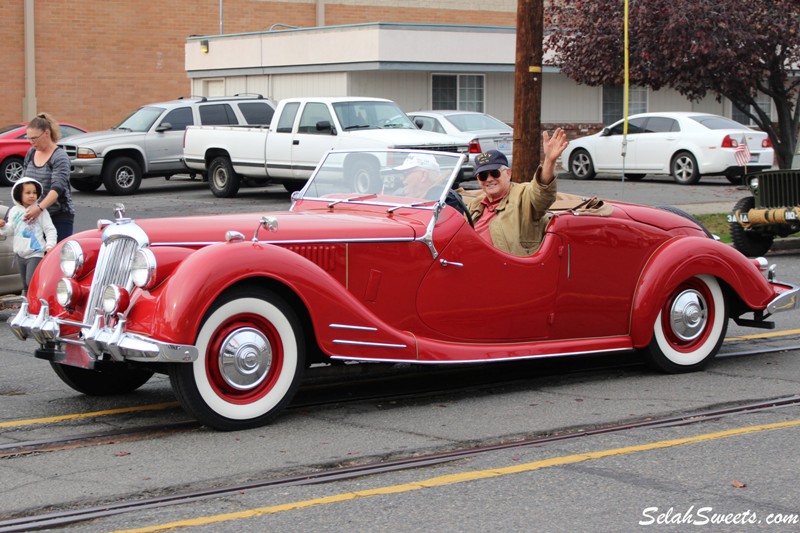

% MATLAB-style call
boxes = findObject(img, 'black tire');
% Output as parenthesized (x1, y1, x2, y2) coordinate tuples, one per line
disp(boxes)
(568, 149, 596, 180)
(169, 288, 305, 431)
(50, 362, 154, 395)
(725, 174, 743, 185)
(283, 181, 305, 193)
(656, 205, 714, 239)
(346, 156, 381, 193)
(70, 177, 103, 192)
(0, 156, 24, 186)
(103, 156, 142, 195)
(729, 196, 774, 257)
(641, 275, 727, 373)
(670, 151, 700, 185)
(624, 173, 646, 181)
(208, 156, 240, 198)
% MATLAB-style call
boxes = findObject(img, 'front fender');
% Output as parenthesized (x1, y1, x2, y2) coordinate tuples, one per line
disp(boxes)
(630, 237, 775, 346)
(147, 241, 418, 359)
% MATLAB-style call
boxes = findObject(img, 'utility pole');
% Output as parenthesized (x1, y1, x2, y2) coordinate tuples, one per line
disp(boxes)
(512, 0, 543, 183)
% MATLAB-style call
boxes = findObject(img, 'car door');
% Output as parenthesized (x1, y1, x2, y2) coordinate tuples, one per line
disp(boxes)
(290, 102, 340, 179)
(416, 224, 563, 342)
(265, 102, 301, 178)
(592, 118, 646, 172)
(145, 106, 193, 172)
(633, 116, 680, 172)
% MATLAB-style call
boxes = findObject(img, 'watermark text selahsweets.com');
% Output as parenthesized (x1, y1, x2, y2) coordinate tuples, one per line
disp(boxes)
(640, 506, 799, 526)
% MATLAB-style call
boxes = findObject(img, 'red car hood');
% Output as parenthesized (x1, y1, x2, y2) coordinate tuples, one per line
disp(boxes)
(134, 209, 423, 245)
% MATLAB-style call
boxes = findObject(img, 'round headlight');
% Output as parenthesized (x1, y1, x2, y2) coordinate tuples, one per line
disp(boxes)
(56, 278, 76, 307)
(748, 176, 759, 190)
(101, 285, 130, 315)
(60, 241, 85, 278)
(131, 248, 157, 289)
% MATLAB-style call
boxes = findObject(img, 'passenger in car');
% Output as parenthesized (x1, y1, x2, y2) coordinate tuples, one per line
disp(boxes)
(467, 128, 568, 256)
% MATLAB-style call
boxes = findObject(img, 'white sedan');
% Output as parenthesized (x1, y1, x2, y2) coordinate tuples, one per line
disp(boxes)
(562, 112, 774, 185)
(408, 110, 513, 177)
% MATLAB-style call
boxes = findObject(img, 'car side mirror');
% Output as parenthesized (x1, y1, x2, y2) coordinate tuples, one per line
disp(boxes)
(155, 122, 173, 133)
(316, 120, 336, 135)
(600, 127, 610, 137)
(414, 119, 423, 129)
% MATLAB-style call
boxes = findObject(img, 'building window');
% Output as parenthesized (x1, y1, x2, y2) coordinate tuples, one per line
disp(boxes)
(602, 86, 648, 125)
(732, 93, 772, 126)
(432, 74, 484, 112)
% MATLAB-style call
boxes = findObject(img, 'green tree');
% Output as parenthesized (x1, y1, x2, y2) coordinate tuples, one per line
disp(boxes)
(546, 0, 800, 168)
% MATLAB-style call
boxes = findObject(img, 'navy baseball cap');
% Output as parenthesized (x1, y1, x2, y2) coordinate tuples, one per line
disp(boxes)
(474, 150, 509, 174)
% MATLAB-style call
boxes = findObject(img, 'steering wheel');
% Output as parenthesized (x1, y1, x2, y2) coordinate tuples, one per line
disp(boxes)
(446, 190, 474, 227)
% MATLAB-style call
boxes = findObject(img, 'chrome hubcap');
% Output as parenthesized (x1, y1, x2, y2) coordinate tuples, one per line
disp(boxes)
(669, 289, 707, 341)
(218, 327, 273, 390)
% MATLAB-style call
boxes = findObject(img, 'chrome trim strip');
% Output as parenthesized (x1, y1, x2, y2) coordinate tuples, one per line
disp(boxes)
(329, 323, 378, 331)
(150, 237, 417, 247)
(329, 346, 632, 364)
(332, 339, 408, 349)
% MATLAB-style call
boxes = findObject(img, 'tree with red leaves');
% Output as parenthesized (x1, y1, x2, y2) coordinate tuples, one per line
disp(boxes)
(546, 0, 800, 168)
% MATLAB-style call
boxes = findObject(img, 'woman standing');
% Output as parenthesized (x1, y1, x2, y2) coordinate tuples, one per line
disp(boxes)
(22, 113, 75, 241)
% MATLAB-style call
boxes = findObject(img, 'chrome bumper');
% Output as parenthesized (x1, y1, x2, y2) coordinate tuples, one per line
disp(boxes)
(767, 282, 800, 313)
(8, 300, 198, 364)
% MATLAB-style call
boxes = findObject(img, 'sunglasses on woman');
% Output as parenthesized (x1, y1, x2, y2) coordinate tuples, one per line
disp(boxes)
(477, 168, 503, 181)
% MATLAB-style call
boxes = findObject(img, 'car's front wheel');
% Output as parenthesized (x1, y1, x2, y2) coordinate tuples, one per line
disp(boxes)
(642, 275, 727, 373)
(103, 156, 143, 195)
(70, 177, 103, 192)
(729, 196, 775, 257)
(0, 156, 24, 186)
(568, 149, 596, 180)
(208, 156, 240, 198)
(169, 288, 305, 431)
(670, 151, 700, 185)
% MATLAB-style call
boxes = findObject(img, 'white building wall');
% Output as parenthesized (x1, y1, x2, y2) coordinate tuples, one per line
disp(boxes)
(542, 74, 601, 123)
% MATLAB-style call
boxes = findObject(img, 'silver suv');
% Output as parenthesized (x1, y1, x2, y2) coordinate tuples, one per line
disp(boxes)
(61, 95, 275, 195)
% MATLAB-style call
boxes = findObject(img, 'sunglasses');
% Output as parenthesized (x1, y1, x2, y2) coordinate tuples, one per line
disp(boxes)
(477, 168, 503, 181)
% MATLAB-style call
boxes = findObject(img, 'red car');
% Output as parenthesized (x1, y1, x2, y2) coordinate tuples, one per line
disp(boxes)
(9, 149, 799, 430)
(0, 122, 87, 186)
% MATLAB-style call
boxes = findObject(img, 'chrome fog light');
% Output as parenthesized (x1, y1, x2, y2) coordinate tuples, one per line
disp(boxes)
(131, 248, 156, 289)
(102, 285, 130, 314)
(60, 241, 85, 278)
(56, 278, 77, 307)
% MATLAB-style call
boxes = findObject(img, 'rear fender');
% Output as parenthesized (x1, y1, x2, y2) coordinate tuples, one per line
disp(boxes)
(630, 237, 775, 347)
(147, 241, 417, 359)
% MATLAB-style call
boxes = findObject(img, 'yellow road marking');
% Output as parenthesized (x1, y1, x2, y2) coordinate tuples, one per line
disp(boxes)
(726, 328, 800, 342)
(112, 418, 800, 533)
(0, 402, 179, 428)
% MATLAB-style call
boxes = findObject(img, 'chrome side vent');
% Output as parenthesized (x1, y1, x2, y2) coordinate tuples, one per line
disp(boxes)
(286, 244, 338, 271)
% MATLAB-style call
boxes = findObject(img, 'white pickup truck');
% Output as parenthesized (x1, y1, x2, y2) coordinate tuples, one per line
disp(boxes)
(183, 96, 471, 197)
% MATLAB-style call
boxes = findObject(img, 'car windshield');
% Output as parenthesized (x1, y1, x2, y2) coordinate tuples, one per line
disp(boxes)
(114, 106, 166, 132)
(447, 113, 512, 132)
(297, 149, 465, 209)
(689, 115, 748, 130)
(0, 124, 24, 135)
(332, 101, 418, 130)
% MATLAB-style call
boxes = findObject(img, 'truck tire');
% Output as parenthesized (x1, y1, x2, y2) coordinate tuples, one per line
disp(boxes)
(208, 156, 241, 198)
(103, 156, 142, 195)
(729, 196, 775, 257)
(346, 155, 381, 194)
(70, 177, 103, 192)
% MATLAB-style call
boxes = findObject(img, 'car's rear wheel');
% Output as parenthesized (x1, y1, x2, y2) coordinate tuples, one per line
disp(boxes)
(70, 177, 103, 192)
(730, 196, 775, 257)
(670, 151, 700, 185)
(50, 363, 154, 395)
(0, 156, 24, 186)
(568, 149, 596, 180)
(208, 156, 240, 198)
(103, 156, 142, 195)
(169, 288, 305, 431)
(642, 275, 727, 373)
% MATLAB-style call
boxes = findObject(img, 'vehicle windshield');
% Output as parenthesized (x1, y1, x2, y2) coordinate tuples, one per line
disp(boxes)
(333, 101, 418, 130)
(690, 115, 749, 130)
(297, 149, 465, 209)
(0, 124, 24, 135)
(114, 106, 165, 132)
(447, 113, 512, 132)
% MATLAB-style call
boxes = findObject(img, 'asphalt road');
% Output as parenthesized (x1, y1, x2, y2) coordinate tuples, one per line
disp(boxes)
(1, 174, 798, 532)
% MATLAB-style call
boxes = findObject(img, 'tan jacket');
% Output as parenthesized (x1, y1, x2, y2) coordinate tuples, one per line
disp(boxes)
(466, 166, 557, 256)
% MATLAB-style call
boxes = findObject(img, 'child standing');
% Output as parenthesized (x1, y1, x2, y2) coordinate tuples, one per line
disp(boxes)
(0, 177, 57, 296)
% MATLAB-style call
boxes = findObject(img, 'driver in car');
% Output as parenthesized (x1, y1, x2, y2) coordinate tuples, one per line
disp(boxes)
(467, 128, 568, 256)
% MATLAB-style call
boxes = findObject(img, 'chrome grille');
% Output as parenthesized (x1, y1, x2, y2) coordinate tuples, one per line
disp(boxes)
(84, 236, 139, 323)
(755, 170, 800, 208)
(59, 144, 78, 158)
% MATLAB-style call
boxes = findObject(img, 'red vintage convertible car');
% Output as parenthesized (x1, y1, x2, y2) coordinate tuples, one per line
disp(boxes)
(9, 149, 799, 430)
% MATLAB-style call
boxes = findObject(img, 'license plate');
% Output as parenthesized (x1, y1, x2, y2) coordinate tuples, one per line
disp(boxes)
(497, 140, 511, 151)
(749, 154, 759, 163)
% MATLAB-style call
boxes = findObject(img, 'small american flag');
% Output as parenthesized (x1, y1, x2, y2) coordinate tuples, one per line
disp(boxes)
(735, 136, 751, 167)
